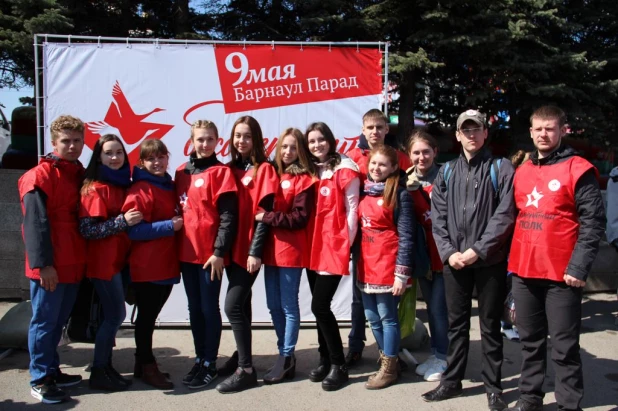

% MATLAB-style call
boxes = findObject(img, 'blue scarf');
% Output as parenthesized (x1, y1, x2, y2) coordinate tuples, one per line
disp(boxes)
(97, 163, 131, 187)
(364, 180, 385, 197)
(131, 166, 174, 191)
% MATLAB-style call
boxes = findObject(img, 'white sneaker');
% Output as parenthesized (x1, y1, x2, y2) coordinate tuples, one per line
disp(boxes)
(502, 327, 520, 341)
(423, 358, 447, 382)
(415, 355, 437, 376)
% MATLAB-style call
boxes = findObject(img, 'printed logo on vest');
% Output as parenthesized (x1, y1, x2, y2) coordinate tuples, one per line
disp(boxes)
(525, 186, 544, 208)
(548, 179, 561, 192)
(194, 178, 204, 188)
(361, 213, 371, 227)
(179, 192, 188, 210)
(281, 180, 291, 189)
(320, 186, 331, 196)
(242, 176, 252, 186)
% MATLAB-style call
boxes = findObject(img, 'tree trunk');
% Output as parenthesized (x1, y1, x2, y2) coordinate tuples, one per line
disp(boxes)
(395, 71, 417, 146)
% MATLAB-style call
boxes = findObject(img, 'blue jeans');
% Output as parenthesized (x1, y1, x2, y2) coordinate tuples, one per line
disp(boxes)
(418, 273, 449, 360)
(181, 262, 222, 363)
(91, 273, 126, 367)
(264, 265, 302, 356)
(361, 292, 400, 357)
(348, 248, 366, 352)
(28, 280, 79, 385)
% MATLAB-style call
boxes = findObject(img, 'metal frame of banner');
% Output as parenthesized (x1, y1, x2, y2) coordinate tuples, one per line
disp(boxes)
(33, 34, 389, 158)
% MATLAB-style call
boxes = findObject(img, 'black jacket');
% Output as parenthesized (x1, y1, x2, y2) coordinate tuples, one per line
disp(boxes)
(431, 147, 516, 267)
(529, 145, 605, 280)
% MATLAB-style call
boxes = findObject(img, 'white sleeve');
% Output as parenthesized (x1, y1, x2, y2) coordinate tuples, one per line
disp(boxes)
(344, 177, 360, 245)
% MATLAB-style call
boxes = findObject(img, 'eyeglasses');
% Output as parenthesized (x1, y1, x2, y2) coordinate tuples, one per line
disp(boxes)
(459, 127, 483, 134)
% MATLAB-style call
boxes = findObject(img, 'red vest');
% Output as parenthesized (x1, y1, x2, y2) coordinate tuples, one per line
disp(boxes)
(357, 194, 399, 286)
(122, 180, 179, 282)
(346, 147, 412, 183)
(409, 186, 444, 271)
(18, 156, 86, 283)
(80, 182, 131, 280)
(262, 173, 317, 268)
(175, 163, 237, 264)
(309, 166, 358, 275)
(508, 157, 595, 282)
(230, 162, 279, 267)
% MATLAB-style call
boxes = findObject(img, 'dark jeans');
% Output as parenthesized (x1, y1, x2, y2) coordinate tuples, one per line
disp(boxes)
(442, 262, 507, 393)
(133, 282, 173, 365)
(418, 273, 449, 360)
(28, 280, 79, 385)
(224, 263, 257, 368)
(348, 245, 366, 353)
(91, 272, 126, 367)
(181, 262, 222, 364)
(512, 275, 584, 409)
(307, 270, 345, 366)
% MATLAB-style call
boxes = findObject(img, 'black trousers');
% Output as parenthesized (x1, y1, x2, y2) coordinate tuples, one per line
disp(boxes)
(512, 275, 584, 409)
(442, 262, 507, 393)
(307, 270, 345, 366)
(224, 263, 257, 368)
(133, 282, 173, 365)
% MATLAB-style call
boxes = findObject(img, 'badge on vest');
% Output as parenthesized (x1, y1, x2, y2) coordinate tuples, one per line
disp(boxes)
(194, 178, 204, 188)
(377, 199, 384, 206)
(526, 186, 544, 208)
(281, 180, 291, 189)
(548, 179, 561, 192)
(242, 176, 252, 186)
(320, 186, 331, 196)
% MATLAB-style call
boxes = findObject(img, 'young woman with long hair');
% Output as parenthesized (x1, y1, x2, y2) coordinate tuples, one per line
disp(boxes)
(122, 139, 183, 390)
(79, 134, 138, 391)
(305, 122, 360, 392)
(358, 145, 415, 389)
(406, 130, 448, 382)
(175, 120, 238, 389)
(215, 116, 279, 394)
(256, 128, 317, 384)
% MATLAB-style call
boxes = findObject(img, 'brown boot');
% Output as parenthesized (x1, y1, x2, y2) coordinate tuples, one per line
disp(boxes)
(368, 351, 386, 383)
(365, 355, 398, 390)
(140, 362, 174, 390)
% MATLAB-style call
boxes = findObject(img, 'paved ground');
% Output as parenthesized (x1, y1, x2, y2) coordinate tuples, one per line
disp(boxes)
(0, 293, 616, 411)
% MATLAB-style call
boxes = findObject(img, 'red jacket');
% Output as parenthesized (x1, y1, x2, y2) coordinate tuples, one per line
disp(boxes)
(175, 162, 237, 264)
(18, 155, 86, 283)
(262, 172, 316, 268)
(80, 181, 131, 280)
(409, 185, 444, 272)
(122, 177, 179, 282)
(230, 162, 279, 267)
(509, 156, 595, 282)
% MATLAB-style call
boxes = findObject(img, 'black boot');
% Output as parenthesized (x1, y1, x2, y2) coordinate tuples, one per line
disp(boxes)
(309, 357, 331, 382)
(488, 393, 508, 411)
(421, 383, 463, 402)
(217, 351, 239, 377)
(89, 366, 129, 391)
(107, 361, 132, 387)
(264, 355, 295, 385)
(506, 399, 543, 411)
(321, 364, 349, 391)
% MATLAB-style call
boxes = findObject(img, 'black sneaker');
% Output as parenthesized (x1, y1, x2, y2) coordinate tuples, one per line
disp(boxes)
(31, 377, 68, 404)
(182, 360, 203, 385)
(188, 362, 218, 389)
(345, 351, 363, 368)
(215, 367, 258, 394)
(54, 369, 82, 388)
(217, 351, 239, 377)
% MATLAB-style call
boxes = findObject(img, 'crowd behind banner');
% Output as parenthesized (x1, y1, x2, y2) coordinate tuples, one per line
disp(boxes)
(18, 106, 608, 411)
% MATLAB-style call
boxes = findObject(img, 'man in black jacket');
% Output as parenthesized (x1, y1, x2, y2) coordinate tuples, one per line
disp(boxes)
(505, 106, 605, 411)
(422, 109, 516, 411)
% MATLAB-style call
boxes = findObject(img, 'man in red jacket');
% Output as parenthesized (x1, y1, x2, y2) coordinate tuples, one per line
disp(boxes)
(18, 115, 87, 404)
(506, 106, 605, 411)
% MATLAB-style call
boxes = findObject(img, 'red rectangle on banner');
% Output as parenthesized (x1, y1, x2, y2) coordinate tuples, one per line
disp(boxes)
(214, 45, 382, 113)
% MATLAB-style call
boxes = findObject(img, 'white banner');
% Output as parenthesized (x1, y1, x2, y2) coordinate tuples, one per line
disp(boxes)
(43, 42, 382, 323)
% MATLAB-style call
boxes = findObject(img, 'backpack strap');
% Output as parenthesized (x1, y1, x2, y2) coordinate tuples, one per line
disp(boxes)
(490, 158, 502, 196)
(443, 159, 456, 194)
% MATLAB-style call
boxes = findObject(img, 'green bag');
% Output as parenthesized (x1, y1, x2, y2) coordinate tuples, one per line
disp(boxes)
(398, 281, 417, 339)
